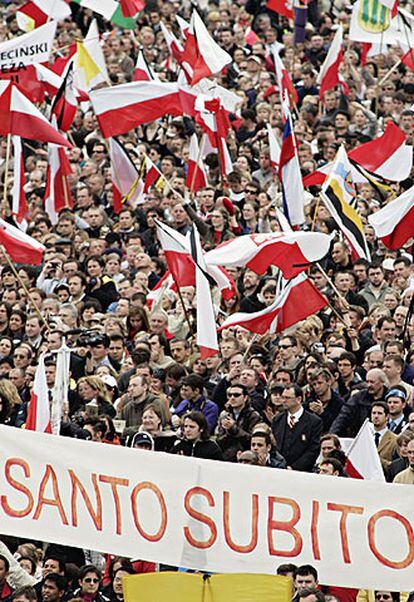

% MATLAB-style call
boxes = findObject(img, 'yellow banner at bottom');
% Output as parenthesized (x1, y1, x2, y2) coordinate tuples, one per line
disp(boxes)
(124, 572, 292, 602)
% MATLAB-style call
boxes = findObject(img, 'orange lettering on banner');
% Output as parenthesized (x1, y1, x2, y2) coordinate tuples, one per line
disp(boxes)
(311, 500, 321, 561)
(368, 509, 414, 569)
(99, 475, 129, 536)
(327, 503, 364, 563)
(131, 481, 167, 542)
(33, 465, 69, 525)
(0, 458, 34, 518)
(267, 496, 303, 557)
(183, 487, 217, 549)
(223, 491, 258, 553)
(69, 470, 102, 531)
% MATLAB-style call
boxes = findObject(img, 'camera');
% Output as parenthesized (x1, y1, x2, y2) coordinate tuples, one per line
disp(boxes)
(77, 329, 109, 348)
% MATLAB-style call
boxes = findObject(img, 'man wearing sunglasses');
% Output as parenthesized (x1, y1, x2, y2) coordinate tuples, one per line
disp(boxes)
(73, 565, 109, 602)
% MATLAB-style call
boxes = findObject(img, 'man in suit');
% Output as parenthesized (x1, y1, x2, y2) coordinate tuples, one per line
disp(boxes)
(371, 402, 398, 473)
(386, 387, 408, 435)
(272, 384, 323, 472)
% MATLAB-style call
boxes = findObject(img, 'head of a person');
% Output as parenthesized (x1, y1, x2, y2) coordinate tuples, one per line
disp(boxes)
(385, 387, 407, 419)
(281, 384, 303, 414)
(370, 401, 389, 430)
(180, 374, 204, 402)
(366, 369, 387, 397)
(78, 565, 101, 596)
(11, 586, 38, 602)
(0, 555, 9, 585)
(226, 384, 249, 411)
(41, 573, 67, 602)
(250, 431, 272, 463)
(42, 555, 66, 578)
(320, 434, 341, 458)
(294, 565, 318, 594)
(182, 411, 209, 442)
(319, 457, 343, 476)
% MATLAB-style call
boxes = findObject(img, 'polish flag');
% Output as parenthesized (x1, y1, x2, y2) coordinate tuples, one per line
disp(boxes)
(266, 0, 293, 19)
(278, 108, 305, 227)
(50, 63, 78, 132)
(190, 226, 219, 359)
(10, 137, 27, 229)
(143, 155, 162, 193)
(303, 121, 412, 185)
(133, 49, 159, 81)
(183, 11, 231, 85)
(345, 420, 385, 481)
(16, 0, 70, 31)
(44, 144, 73, 225)
(108, 137, 143, 213)
(160, 21, 185, 63)
(267, 124, 281, 173)
(155, 220, 236, 299)
(270, 45, 298, 106)
(0, 82, 71, 147)
(90, 81, 183, 138)
(25, 355, 52, 434)
(245, 27, 260, 45)
(176, 15, 190, 39)
(205, 231, 333, 278)
(0, 217, 45, 265)
(0, 64, 62, 104)
(317, 25, 349, 98)
(219, 274, 328, 334)
(368, 185, 414, 250)
(186, 134, 208, 193)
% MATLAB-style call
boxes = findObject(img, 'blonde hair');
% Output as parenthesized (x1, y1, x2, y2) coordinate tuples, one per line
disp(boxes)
(78, 376, 111, 404)
(0, 379, 22, 407)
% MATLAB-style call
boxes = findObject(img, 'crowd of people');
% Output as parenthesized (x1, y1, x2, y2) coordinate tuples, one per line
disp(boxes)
(0, 0, 414, 599)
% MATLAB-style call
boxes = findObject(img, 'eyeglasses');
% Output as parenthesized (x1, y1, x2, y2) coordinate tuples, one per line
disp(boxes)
(84, 578, 100, 584)
(375, 595, 392, 601)
(278, 344, 292, 350)
(245, 189, 257, 194)
(227, 392, 243, 398)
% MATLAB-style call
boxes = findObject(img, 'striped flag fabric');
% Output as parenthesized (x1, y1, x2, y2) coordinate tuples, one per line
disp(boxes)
(266, 0, 293, 19)
(133, 49, 159, 81)
(321, 145, 371, 261)
(317, 25, 349, 98)
(183, 11, 231, 85)
(219, 274, 328, 335)
(10, 136, 27, 230)
(186, 134, 208, 193)
(90, 81, 183, 138)
(278, 108, 305, 227)
(368, 185, 414, 250)
(345, 420, 385, 481)
(16, 0, 70, 31)
(190, 225, 219, 359)
(0, 81, 70, 147)
(25, 355, 52, 433)
(0, 217, 45, 265)
(71, 0, 137, 28)
(267, 124, 281, 173)
(270, 45, 298, 106)
(205, 231, 333, 278)
(108, 137, 143, 213)
(44, 144, 73, 225)
(50, 63, 78, 132)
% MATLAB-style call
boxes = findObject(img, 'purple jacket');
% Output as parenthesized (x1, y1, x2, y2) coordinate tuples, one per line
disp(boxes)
(174, 395, 219, 434)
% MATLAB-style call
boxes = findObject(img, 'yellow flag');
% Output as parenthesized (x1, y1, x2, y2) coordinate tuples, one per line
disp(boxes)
(124, 572, 292, 602)
(76, 41, 100, 88)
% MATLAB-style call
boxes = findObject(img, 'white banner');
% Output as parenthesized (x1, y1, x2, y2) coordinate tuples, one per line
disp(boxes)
(0, 22, 57, 71)
(0, 426, 413, 591)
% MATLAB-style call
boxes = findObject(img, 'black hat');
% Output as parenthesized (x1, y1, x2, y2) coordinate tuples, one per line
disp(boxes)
(131, 431, 154, 449)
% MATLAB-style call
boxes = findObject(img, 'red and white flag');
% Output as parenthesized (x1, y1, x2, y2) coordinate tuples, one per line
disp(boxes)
(25, 355, 51, 434)
(303, 121, 412, 185)
(155, 220, 236, 299)
(176, 15, 190, 39)
(44, 143, 73, 225)
(120, 0, 145, 18)
(267, 124, 281, 172)
(219, 274, 328, 334)
(401, 49, 414, 72)
(278, 107, 305, 227)
(190, 226, 219, 359)
(368, 185, 414, 250)
(266, 0, 293, 19)
(133, 49, 159, 81)
(205, 231, 333, 279)
(0, 217, 45, 265)
(186, 134, 208, 192)
(317, 25, 349, 98)
(183, 11, 231, 85)
(90, 81, 183, 138)
(108, 137, 143, 214)
(10, 136, 27, 229)
(270, 45, 298, 106)
(16, 0, 70, 31)
(143, 155, 163, 193)
(50, 63, 78, 132)
(0, 82, 71, 147)
(345, 419, 385, 481)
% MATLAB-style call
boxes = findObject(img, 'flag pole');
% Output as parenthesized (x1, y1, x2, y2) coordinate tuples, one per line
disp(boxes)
(62, 175, 70, 208)
(2, 134, 11, 206)
(0, 245, 51, 333)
